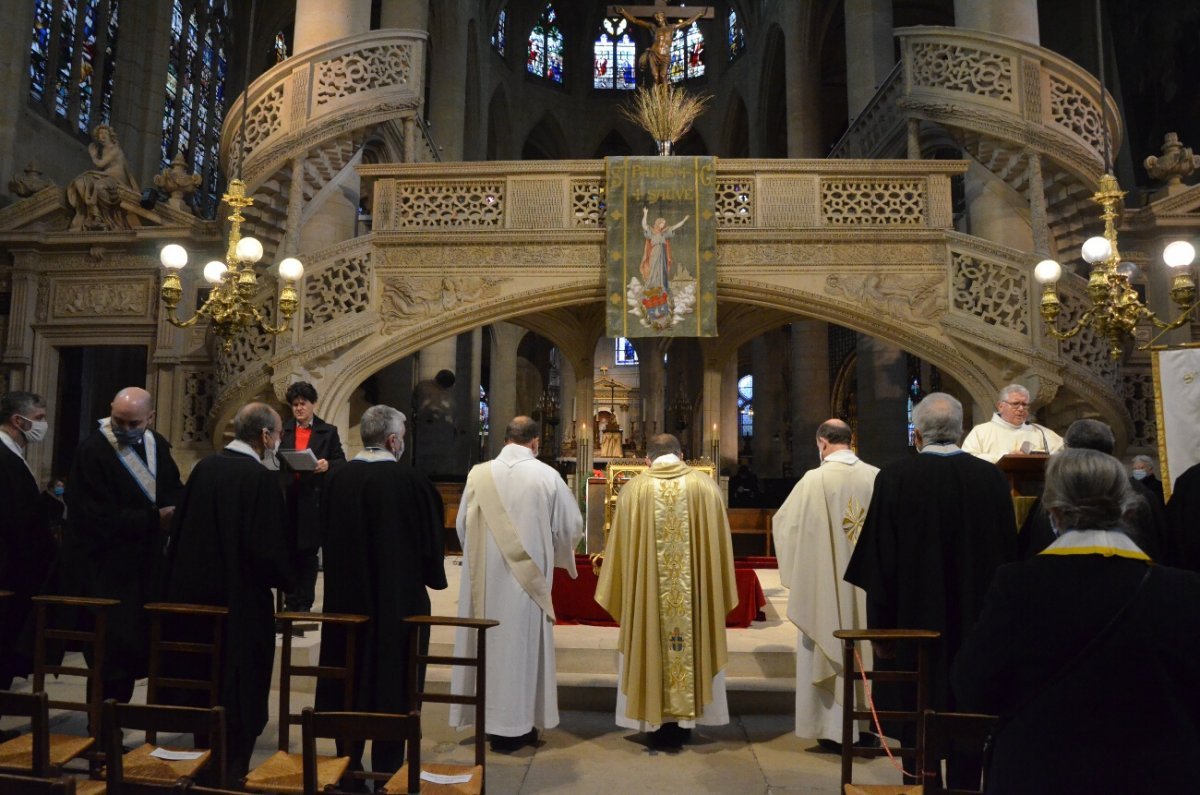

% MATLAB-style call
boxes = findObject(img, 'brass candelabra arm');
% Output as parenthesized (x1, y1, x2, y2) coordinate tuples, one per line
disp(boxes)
(160, 274, 204, 328)
(1139, 298, 1200, 349)
(1040, 303, 1093, 340)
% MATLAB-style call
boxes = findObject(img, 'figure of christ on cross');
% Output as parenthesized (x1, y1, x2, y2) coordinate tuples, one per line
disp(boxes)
(612, 3, 713, 87)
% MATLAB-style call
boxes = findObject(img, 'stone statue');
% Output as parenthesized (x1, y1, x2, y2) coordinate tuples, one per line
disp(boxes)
(8, 160, 53, 198)
(66, 124, 139, 231)
(1143, 132, 1200, 188)
(617, 7, 705, 86)
(154, 151, 202, 213)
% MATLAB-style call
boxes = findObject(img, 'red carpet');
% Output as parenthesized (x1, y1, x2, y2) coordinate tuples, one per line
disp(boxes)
(552, 555, 767, 628)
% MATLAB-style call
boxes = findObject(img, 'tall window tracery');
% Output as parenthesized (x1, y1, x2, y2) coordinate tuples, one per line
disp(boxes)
(491, 7, 506, 56)
(728, 9, 745, 60)
(669, 20, 704, 82)
(527, 3, 563, 83)
(594, 16, 636, 90)
(161, 0, 231, 219)
(738, 374, 753, 438)
(29, 0, 121, 135)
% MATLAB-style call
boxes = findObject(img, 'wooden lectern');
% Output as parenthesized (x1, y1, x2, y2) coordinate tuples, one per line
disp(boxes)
(996, 453, 1049, 497)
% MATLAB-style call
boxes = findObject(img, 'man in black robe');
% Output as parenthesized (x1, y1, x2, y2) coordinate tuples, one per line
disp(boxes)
(162, 402, 293, 779)
(279, 381, 345, 619)
(315, 404, 447, 775)
(1167, 460, 1200, 573)
(844, 391, 1016, 788)
(0, 391, 57, 740)
(62, 386, 183, 703)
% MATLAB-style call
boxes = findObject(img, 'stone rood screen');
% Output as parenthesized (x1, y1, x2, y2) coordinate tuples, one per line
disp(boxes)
(606, 156, 718, 338)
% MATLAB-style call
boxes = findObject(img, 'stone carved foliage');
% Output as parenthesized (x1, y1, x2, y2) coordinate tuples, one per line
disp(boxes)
(821, 180, 925, 225)
(54, 281, 149, 317)
(910, 42, 1013, 103)
(1122, 372, 1156, 449)
(715, 178, 754, 226)
(390, 181, 504, 228)
(1048, 75, 1104, 152)
(824, 272, 945, 326)
(571, 179, 605, 227)
(180, 370, 217, 443)
(951, 251, 1029, 334)
(303, 253, 371, 331)
(314, 44, 414, 106)
(379, 275, 505, 334)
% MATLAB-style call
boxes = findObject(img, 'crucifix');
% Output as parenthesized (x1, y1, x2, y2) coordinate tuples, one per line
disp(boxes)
(608, 2, 715, 86)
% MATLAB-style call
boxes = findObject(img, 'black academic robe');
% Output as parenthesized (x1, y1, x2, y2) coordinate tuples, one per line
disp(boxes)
(952, 555, 1200, 794)
(280, 415, 345, 551)
(843, 449, 1017, 711)
(314, 458, 447, 717)
(1166, 462, 1200, 573)
(1018, 478, 1168, 562)
(161, 448, 293, 755)
(61, 429, 183, 683)
(0, 442, 57, 681)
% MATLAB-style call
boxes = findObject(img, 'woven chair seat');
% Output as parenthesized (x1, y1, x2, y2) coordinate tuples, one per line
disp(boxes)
(385, 762, 483, 795)
(243, 749, 350, 794)
(844, 785, 925, 795)
(121, 742, 211, 783)
(0, 732, 95, 770)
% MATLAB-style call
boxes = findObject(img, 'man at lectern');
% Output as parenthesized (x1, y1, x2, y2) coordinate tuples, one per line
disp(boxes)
(962, 384, 1063, 464)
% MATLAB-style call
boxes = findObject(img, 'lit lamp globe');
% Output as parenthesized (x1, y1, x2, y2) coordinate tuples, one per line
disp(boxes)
(1115, 262, 1139, 279)
(1163, 240, 1196, 269)
(1034, 259, 1062, 284)
(203, 260, 228, 285)
(1081, 236, 1113, 265)
(234, 236, 264, 264)
(278, 257, 304, 281)
(160, 244, 188, 270)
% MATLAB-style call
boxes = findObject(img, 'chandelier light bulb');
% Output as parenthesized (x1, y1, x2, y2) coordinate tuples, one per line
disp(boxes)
(203, 260, 228, 284)
(1081, 236, 1113, 265)
(1115, 262, 1139, 279)
(278, 257, 304, 281)
(1163, 240, 1196, 269)
(160, 244, 188, 270)
(235, 235, 264, 263)
(1034, 259, 1062, 284)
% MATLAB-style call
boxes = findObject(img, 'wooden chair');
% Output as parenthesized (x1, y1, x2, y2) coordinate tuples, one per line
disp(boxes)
(833, 628, 940, 795)
(300, 708, 421, 795)
(0, 691, 52, 777)
(726, 508, 775, 556)
(98, 699, 227, 791)
(0, 773, 77, 794)
(390, 616, 500, 795)
(919, 709, 997, 795)
(241, 612, 369, 794)
(144, 604, 229, 711)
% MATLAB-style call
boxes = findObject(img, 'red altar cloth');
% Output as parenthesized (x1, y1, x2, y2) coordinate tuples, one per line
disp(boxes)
(552, 555, 767, 628)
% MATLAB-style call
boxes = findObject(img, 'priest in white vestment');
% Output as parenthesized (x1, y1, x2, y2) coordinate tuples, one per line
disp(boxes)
(772, 419, 878, 745)
(962, 383, 1063, 463)
(450, 416, 583, 751)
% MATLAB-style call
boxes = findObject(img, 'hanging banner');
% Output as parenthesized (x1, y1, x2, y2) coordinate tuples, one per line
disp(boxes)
(1151, 345, 1200, 500)
(605, 156, 717, 338)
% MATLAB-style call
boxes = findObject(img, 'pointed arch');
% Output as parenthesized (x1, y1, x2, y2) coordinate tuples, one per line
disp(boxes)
(674, 127, 708, 156)
(593, 128, 633, 158)
(522, 112, 570, 160)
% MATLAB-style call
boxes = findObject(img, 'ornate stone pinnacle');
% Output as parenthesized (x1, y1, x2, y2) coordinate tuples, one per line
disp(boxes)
(1143, 132, 1200, 186)
(8, 160, 53, 198)
(153, 151, 202, 213)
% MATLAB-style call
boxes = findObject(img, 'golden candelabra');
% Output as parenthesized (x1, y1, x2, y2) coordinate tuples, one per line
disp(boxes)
(159, 179, 303, 352)
(1034, 173, 1198, 359)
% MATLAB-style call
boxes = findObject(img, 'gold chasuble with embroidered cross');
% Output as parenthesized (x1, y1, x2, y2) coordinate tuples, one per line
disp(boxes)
(595, 459, 738, 725)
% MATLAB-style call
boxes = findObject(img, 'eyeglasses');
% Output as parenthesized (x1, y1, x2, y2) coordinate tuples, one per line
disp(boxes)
(1002, 401, 1030, 409)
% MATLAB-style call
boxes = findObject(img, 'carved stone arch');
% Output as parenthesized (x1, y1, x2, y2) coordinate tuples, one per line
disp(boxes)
(521, 112, 571, 160)
(487, 83, 513, 160)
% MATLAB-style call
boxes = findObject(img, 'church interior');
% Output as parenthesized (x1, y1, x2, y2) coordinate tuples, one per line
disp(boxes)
(1, 0, 1199, 791)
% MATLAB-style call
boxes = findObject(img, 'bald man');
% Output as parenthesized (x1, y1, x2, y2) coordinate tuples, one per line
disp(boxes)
(62, 386, 183, 703)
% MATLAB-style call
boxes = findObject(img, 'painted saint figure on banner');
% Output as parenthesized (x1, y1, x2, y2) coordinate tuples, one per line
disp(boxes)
(629, 206, 696, 331)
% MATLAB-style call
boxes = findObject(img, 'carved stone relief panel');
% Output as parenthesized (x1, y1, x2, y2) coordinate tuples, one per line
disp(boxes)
(820, 179, 926, 225)
(823, 272, 945, 326)
(388, 180, 504, 228)
(757, 176, 819, 228)
(51, 278, 152, 319)
(571, 179, 605, 227)
(509, 177, 565, 229)
(303, 253, 371, 331)
(910, 42, 1014, 103)
(313, 44, 415, 105)
(715, 177, 755, 226)
(379, 275, 507, 334)
(951, 251, 1029, 334)
(1047, 74, 1104, 152)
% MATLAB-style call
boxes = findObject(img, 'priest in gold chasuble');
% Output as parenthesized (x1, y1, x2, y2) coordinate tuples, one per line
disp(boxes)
(595, 433, 737, 742)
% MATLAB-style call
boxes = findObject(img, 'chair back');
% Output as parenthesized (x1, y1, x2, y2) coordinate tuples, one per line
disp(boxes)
(144, 603, 229, 712)
(0, 773, 76, 794)
(31, 595, 120, 737)
(0, 691, 51, 776)
(101, 699, 227, 789)
(274, 612, 369, 752)
(832, 628, 941, 790)
(920, 709, 998, 795)
(299, 707, 420, 795)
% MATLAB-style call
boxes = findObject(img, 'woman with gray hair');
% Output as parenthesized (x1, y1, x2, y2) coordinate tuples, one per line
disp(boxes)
(952, 449, 1200, 793)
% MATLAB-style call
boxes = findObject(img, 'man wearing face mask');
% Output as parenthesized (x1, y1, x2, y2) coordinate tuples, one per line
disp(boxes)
(160, 401, 293, 779)
(0, 392, 58, 740)
(63, 386, 183, 704)
(314, 405, 447, 776)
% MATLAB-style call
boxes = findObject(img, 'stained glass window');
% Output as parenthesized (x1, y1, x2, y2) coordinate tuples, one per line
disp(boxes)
(527, 3, 563, 83)
(28, 0, 120, 135)
(728, 9, 745, 60)
(669, 21, 704, 82)
(738, 375, 753, 437)
(614, 337, 638, 365)
(274, 30, 287, 62)
(162, 0, 231, 219)
(594, 16, 636, 90)
(491, 8, 506, 56)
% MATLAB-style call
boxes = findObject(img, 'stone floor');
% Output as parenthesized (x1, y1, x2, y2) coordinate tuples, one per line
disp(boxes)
(2, 558, 907, 794)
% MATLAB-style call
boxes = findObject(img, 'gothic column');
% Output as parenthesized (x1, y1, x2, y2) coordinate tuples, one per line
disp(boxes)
(412, 336, 459, 475)
(293, 0, 371, 54)
(634, 338, 668, 440)
(953, 0, 1039, 43)
(379, 0, 428, 29)
(790, 321, 830, 472)
(778, 3, 825, 157)
(426, 0, 469, 160)
(750, 332, 785, 477)
(844, 0, 895, 118)
(854, 335, 910, 466)
(486, 322, 523, 458)
(568, 350, 596, 507)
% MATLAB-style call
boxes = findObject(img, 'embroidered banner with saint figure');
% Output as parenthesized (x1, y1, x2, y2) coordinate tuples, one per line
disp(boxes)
(606, 156, 717, 338)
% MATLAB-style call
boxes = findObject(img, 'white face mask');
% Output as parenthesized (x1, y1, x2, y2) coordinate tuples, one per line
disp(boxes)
(1131, 469, 1149, 481)
(17, 415, 48, 443)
